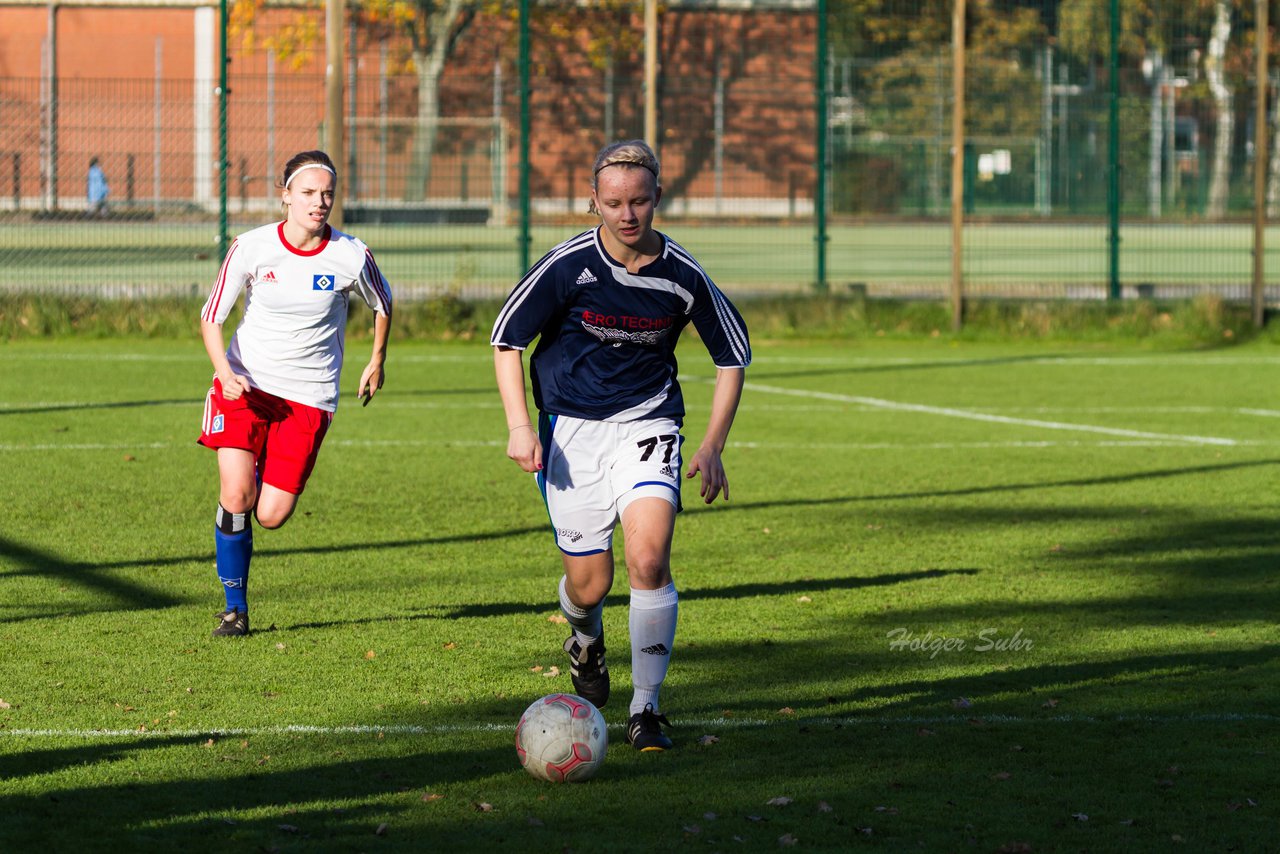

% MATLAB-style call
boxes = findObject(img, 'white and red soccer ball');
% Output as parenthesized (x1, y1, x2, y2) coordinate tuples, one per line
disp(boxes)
(515, 693, 608, 782)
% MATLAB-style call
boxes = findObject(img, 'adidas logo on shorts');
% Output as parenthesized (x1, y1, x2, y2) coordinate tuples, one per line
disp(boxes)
(576, 268, 598, 284)
(659, 464, 674, 478)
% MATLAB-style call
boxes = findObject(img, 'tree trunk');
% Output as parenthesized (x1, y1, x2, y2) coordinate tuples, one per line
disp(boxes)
(1267, 78, 1280, 217)
(404, 0, 468, 202)
(1205, 0, 1233, 220)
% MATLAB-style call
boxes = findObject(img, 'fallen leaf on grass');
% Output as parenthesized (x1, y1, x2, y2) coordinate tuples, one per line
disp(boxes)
(547, 614, 568, 625)
(777, 707, 794, 716)
(530, 665, 543, 673)
(992, 772, 1012, 781)
(817, 802, 832, 813)
(697, 734, 719, 746)
(1072, 813, 1089, 822)
(374, 823, 388, 836)
(275, 643, 286, 650)
(543, 666, 560, 678)
(858, 827, 873, 836)
(422, 793, 443, 802)
(203, 739, 215, 748)
(0, 699, 10, 710)
(1042, 698, 1060, 708)
(364, 650, 376, 660)
(682, 825, 701, 835)
(917, 728, 936, 737)
(277, 825, 298, 833)
(797, 596, 812, 603)
(704, 812, 718, 820)
(778, 834, 798, 847)
(874, 806, 899, 814)
(1119, 819, 1135, 826)
(952, 697, 973, 709)
(475, 803, 494, 812)
(766, 797, 793, 807)
(443, 642, 457, 650)
(256, 755, 270, 766)
(526, 817, 544, 826)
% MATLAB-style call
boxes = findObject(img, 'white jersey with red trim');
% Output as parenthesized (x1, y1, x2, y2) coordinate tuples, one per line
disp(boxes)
(201, 222, 392, 412)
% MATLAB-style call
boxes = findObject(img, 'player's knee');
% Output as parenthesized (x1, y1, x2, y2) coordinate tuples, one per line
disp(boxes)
(626, 553, 671, 588)
(218, 488, 256, 515)
(254, 507, 291, 530)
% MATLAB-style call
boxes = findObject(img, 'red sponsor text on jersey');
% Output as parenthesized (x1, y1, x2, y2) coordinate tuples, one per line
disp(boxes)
(581, 310, 673, 331)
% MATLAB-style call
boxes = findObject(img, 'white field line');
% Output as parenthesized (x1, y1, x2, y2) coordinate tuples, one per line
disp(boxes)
(744, 382, 1240, 447)
(3, 713, 1276, 740)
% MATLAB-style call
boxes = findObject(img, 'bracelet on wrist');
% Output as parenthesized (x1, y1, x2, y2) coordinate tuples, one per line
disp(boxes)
(509, 423, 533, 432)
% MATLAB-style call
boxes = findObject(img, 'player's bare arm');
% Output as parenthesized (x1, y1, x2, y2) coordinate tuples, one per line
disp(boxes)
(200, 318, 250, 400)
(357, 310, 392, 404)
(686, 366, 745, 503)
(494, 345, 541, 472)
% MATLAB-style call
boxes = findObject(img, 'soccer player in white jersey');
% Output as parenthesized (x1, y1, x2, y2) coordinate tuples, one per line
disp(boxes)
(198, 150, 392, 637)
(492, 139, 750, 750)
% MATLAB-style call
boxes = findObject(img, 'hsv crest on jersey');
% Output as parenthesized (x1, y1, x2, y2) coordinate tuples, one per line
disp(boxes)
(575, 268, 598, 284)
(313, 274, 335, 291)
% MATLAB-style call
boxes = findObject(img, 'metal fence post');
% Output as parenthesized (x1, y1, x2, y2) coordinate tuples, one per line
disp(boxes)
(814, 0, 828, 294)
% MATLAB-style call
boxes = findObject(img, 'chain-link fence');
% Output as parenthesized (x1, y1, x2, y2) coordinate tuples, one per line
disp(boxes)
(2, 0, 1279, 306)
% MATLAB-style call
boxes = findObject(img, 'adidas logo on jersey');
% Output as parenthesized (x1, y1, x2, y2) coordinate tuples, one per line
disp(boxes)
(575, 268, 597, 284)
(261, 270, 278, 283)
(641, 643, 670, 656)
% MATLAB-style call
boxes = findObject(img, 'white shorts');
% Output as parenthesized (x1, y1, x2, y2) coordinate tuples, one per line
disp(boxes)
(537, 414, 684, 555)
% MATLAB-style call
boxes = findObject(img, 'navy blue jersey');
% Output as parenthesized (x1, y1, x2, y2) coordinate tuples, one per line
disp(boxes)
(491, 227, 751, 422)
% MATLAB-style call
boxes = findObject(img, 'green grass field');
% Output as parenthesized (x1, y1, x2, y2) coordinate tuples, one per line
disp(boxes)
(8, 220, 1280, 295)
(1, 335, 1277, 851)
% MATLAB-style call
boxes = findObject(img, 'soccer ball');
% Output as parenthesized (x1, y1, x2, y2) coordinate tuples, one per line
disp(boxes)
(515, 693, 608, 783)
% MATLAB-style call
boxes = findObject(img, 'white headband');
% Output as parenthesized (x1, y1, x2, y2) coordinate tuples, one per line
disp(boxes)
(285, 163, 336, 188)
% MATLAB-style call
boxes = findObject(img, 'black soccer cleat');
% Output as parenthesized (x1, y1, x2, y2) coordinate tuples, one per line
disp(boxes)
(563, 633, 609, 708)
(626, 704, 673, 751)
(211, 608, 249, 637)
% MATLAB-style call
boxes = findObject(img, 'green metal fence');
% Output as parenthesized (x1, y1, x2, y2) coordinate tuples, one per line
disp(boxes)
(1, 0, 1279, 308)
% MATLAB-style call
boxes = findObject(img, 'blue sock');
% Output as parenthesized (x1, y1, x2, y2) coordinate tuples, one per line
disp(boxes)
(214, 505, 252, 613)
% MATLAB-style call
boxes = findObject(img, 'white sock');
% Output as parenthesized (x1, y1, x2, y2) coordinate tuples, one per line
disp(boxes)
(558, 575, 603, 645)
(628, 582, 678, 715)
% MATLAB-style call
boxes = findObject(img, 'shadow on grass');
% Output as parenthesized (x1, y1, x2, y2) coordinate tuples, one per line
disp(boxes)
(0, 398, 195, 417)
(285, 568, 981, 631)
(0, 735, 514, 849)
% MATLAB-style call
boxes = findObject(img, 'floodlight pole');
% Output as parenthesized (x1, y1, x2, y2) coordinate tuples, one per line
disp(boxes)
(325, 0, 345, 227)
(949, 0, 966, 331)
(1106, 0, 1120, 299)
(217, 0, 228, 257)
(644, 0, 657, 149)
(518, 0, 531, 273)
(1253, 0, 1268, 329)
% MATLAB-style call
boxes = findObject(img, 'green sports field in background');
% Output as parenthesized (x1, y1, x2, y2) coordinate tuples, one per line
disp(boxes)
(1, 335, 1276, 850)
(7, 221, 1280, 298)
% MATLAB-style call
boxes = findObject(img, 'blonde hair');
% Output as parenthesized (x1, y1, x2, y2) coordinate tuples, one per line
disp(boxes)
(588, 139, 660, 215)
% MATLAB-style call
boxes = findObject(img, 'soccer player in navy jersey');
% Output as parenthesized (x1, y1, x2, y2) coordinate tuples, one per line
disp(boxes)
(492, 139, 750, 750)
(198, 150, 392, 637)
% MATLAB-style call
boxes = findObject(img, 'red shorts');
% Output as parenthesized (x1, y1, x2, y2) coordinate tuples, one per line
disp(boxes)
(198, 378, 333, 495)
